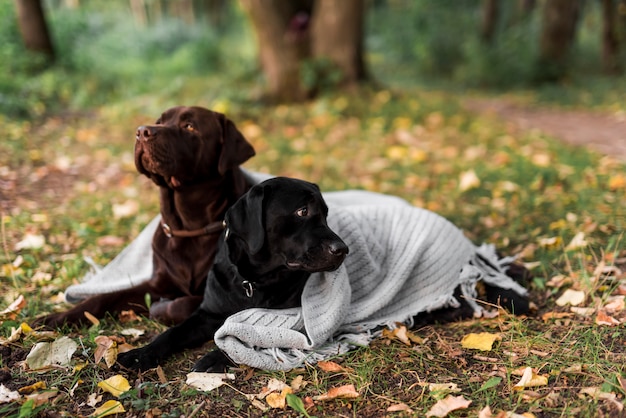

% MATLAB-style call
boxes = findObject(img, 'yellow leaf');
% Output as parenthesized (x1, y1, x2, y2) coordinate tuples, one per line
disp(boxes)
(18, 381, 47, 394)
(386, 145, 408, 161)
(513, 367, 548, 390)
(97, 375, 131, 398)
(428, 382, 460, 394)
(426, 395, 472, 417)
(91, 400, 125, 417)
(266, 387, 292, 409)
(84, 311, 100, 326)
(461, 333, 501, 351)
(608, 174, 626, 190)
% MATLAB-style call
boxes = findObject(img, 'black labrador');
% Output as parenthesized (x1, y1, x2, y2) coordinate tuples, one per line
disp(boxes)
(117, 177, 349, 372)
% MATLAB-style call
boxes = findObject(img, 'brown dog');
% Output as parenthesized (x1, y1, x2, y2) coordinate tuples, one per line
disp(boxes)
(38, 106, 255, 327)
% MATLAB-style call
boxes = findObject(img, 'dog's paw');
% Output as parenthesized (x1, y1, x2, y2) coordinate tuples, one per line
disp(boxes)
(191, 350, 234, 373)
(117, 348, 159, 371)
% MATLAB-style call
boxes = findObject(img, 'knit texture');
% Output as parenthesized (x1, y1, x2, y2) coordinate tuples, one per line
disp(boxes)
(213, 204, 527, 370)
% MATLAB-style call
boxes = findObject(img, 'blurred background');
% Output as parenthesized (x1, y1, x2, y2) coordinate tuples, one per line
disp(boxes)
(2, 0, 625, 119)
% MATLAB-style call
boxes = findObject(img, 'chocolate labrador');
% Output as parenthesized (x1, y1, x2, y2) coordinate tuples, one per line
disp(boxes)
(117, 177, 349, 372)
(37, 106, 256, 327)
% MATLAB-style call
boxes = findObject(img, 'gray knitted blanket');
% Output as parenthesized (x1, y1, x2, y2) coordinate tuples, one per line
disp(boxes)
(64, 171, 527, 371)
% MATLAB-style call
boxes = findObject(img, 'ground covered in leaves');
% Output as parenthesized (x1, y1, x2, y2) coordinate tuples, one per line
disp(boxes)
(1, 86, 625, 417)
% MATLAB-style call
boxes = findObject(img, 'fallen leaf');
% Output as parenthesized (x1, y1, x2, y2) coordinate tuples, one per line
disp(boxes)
(0, 384, 20, 403)
(317, 360, 351, 373)
(0, 294, 26, 320)
(312, 384, 360, 401)
(608, 174, 626, 190)
(15, 233, 45, 250)
(513, 367, 548, 390)
(603, 296, 625, 313)
(478, 405, 493, 418)
(86, 392, 102, 407)
(570, 307, 595, 317)
(387, 402, 413, 413)
(428, 382, 461, 394)
(25, 389, 58, 407)
(185, 372, 235, 392)
(18, 381, 46, 394)
(97, 375, 131, 397)
(426, 395, 472, 417)
(84, 311, 100, 326)
(595, 310, 621, 326)
(290, 375, 307, 391)
(555, 289, 585, 307)
(118, 310, 140, 323)
(112, 200, 139, 219)
(91, 400, 125, 417)
(565, 232, 588, 251)
(120, 327, 145, 338)
(266, 387, 293, 409)
(26, 336, 77, 370)
(96, 235, 125, 247)
(461, 333, 501, 351)
(93, 336, 118, 368)
(538, 236, 562, 249)
(541, 311, 573, 321)
(459, 170, 480, 192)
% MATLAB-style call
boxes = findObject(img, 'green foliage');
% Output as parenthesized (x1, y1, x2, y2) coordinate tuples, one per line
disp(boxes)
(0, 0, 254, 118)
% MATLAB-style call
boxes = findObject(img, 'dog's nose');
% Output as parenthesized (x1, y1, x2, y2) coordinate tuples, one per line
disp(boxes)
(136, 126, 156, 142)
(328, 241, 349, 257)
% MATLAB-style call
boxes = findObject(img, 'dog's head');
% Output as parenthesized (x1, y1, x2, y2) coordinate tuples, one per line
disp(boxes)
(225, 177, 349, 274)
(134, 106, 255, 189)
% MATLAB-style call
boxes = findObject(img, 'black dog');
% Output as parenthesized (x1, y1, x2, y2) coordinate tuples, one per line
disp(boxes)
(117, 177, 349, 372)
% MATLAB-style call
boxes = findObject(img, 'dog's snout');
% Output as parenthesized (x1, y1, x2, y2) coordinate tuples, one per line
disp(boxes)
(328, 240, 349, 257)
(136, 126, 156, 142)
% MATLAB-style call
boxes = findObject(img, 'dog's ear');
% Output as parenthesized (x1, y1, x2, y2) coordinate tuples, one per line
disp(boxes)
(225, 184, 265, 255)
(217, 114, 256, 175)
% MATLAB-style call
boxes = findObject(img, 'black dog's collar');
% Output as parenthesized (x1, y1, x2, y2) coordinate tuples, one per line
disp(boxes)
(242, 280, 255, 298)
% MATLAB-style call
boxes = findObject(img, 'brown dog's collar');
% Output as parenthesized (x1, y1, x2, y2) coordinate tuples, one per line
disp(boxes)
(161, 220, 226, 238)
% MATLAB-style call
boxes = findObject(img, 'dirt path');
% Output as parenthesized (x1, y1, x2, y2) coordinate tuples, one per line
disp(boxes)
(464, 98, 626, 161)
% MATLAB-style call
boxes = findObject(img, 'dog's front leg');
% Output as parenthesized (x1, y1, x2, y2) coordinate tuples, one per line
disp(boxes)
(117, 309, 221, 371)
(192, 349, 234, 373)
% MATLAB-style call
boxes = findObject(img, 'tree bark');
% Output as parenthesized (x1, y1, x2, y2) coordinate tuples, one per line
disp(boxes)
(601, 0, 621, 75)
(14, 0, 55, 62)
(311, 0, 366, 83)
(536, 0, 582, 82)
(240, 0, 311, 102)
(480, 0, 500, 44)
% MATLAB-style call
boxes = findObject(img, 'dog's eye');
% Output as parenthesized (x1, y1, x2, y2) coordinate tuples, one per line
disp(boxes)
(183, 123, 195, 131)
(295, 207, 308, 217)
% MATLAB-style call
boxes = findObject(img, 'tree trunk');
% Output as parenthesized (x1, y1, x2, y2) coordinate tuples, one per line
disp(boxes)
(311, 0, 366, 83)
(480, 0, 500, 44)
(601, 0, 621, 75)
(536, 0, 582, 82)
(14, 0, 55, 62)
(240, 0, 312, 102)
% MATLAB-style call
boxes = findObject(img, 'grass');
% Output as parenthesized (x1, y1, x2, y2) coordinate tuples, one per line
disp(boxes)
(0, 81, 625, 417)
